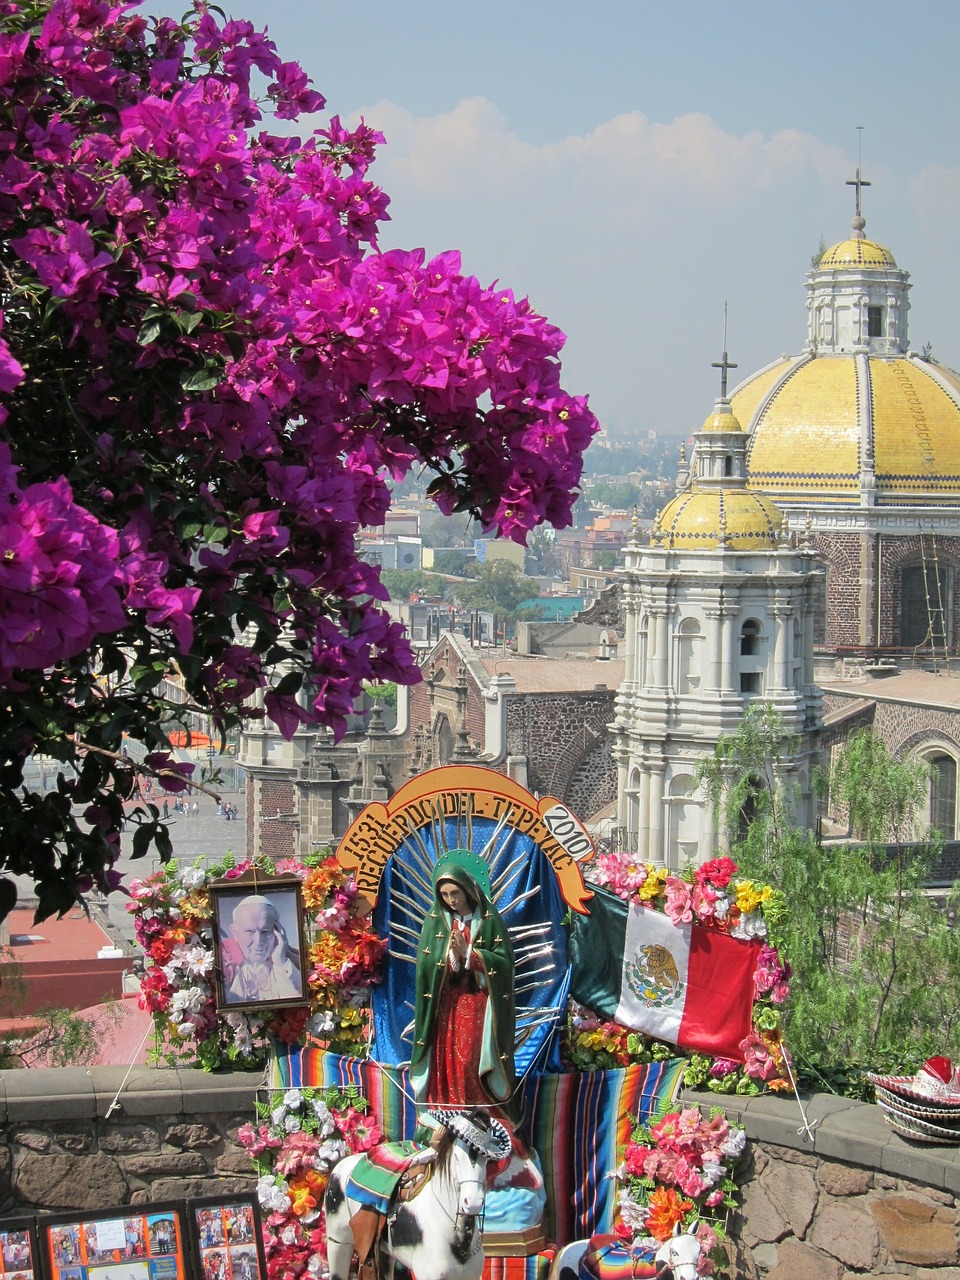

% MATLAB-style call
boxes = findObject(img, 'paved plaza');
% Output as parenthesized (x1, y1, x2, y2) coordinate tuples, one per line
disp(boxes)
(9, 789, 248, 953)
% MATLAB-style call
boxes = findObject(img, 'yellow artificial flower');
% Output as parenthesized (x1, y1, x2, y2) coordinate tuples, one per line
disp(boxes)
(735, 880, 764, 914)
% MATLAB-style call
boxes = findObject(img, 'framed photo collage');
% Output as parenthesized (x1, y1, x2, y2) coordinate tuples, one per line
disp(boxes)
(1, 1192, 266, 1280)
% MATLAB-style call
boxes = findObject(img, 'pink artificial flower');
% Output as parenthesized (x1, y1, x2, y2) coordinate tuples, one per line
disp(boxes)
(691, 880, 718, 921)
(663, 877, 693, 926)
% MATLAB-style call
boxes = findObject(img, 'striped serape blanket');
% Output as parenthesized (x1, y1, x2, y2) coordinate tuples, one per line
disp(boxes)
(268, 1046, 684, 1245)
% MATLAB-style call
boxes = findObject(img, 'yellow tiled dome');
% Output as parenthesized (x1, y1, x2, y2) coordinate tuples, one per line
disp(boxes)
(701, 404, 743, 433)
(733, 354, 960, 506)
(817, 237, 897, 269)
(653, 487, 784, 549)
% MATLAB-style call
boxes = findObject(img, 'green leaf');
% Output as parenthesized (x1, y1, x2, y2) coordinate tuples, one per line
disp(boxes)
(137, 319, 163, 346)
(0, 877, 18, 924)
(181, 367, 222, 392)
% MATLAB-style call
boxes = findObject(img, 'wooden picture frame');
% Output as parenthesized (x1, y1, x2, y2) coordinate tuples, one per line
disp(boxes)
(208, 869, 308, 1012)
(37, 1202, 189, 1280)
(0, 1215, 39, 1280)
(186, 1194, 266, 1280)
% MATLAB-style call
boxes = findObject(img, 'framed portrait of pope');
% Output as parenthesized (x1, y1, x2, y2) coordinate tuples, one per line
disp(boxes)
(209, 871, 308, 1012)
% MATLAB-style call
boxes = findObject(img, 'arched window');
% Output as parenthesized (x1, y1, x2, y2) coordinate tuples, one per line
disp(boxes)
(740, 619, 762, 656)
(900, 563, 951, 649)
(929, 753, 957, 840)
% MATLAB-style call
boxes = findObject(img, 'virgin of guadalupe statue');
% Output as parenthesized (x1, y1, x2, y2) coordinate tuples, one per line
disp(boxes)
(409, 851, 520, 1126)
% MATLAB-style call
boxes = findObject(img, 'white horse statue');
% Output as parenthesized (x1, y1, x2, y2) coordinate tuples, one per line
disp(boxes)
(324, 1110, 512, 1280)
(653, 1227, 702, 1280)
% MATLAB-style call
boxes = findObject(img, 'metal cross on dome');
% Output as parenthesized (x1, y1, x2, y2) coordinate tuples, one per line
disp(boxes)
(711, 301, 737, 400)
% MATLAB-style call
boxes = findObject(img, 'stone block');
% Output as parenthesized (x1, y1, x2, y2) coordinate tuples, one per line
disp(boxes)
(767, 1238, 841, 1280)
(164, 1122, 220, 1149)
(94, 1066, 182, 1118)
(9, 1128, 52, 1153)
(743, 1098, 816, 1151)
(881, 1131, 954, 1192)
(215, 1153, 257, 1175)
(869, 1195, 960, 1267)
(809, 1201, 879, 1271)
(763, 1157, 818, 1237)
(178, 1070, 258, 1116)
(818, 1161, 872, 1197)
(120, 1152, 208, 1177)
(98, 1124, 161, 1154)
(916, 1270, 960, 1280)
(2, 1068, 96, 1122)
(15, 1152, 127, 1210)
(739, 1179, 789, 1247)
(54, 1131, 93, 1155)
(813, 1103, 890, 1171)
(140, 1174, 253, 1202)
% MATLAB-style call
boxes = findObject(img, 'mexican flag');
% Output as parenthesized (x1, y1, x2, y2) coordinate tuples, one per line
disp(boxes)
(569, 886, 762, 1061)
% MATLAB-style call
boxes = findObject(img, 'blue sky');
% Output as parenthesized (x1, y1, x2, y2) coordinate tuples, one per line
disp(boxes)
(153, 1, 960, 437)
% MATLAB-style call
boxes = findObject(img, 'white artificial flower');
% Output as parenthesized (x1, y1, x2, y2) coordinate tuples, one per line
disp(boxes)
(284, 1114, 302, 1134)
(169, 986, 207, 1016)
(179, 866, 206, 890)
(701, 1159, 723, 1186)
(271, 1105, 287, 1127)
(713, 895, 730, 921)
(281, 1225, 299, 1246)
(307, 1010, 336, 1035)
(318, 1138, 348, 1166)
(617, 1190, 648, 1234)
(721, 1127, 747, 1159)
(283, 1089, 303, 1110)
(730, 913, 767, 941)
(257, 1176, 291, 1214)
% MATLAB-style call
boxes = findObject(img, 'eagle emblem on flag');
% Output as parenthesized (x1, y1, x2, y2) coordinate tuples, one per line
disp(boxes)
(626, 944, 681, 1009)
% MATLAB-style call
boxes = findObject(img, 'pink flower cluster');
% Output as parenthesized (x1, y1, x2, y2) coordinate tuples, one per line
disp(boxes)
(619, 1106, 746, 1276)
(624, 1108, 738, 1203)
(0, 1, 598, 741)
(753, 943, 791, 1004)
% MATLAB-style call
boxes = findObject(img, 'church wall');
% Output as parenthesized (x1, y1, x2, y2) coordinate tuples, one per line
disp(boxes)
(245, 772, 297, 861)
(504, 690, 616, 809)
(878, 534, 960, 651)
(817, 532, 865, 648)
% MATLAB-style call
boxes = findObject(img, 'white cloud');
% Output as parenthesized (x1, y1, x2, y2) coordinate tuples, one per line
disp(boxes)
(338, 99, 950, 429)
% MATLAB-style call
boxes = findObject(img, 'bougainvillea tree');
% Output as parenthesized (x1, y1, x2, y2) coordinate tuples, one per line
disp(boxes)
(0, 1, 597, 918)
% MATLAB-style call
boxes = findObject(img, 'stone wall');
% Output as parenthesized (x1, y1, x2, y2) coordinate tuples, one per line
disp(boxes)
(0, 1068, 257, 1214)
(0, 1071, 957, 1275)
(689, 1088, 960, 1278)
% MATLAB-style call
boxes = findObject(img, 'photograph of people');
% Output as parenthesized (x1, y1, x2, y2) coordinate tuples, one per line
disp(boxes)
(216, 890, 303, 1007)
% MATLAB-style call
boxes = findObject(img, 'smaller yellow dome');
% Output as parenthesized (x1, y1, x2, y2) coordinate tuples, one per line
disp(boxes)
(818, 237, 896, 270)
(701, 403, 743, 434)
(654, 488, 784, 550)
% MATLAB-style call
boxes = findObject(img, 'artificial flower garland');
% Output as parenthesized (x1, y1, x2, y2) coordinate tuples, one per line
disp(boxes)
(565, 854, 792, 1092)
(129, 853, 386, 1070)
(615, 1101, 747, 1278)
(238, 1085, 382, 1280)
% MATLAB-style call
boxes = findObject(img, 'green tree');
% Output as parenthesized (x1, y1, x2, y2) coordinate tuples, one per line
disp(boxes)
(378, 570, 450, 602)
(454, 561, 540, 620)
(431, 550, 477, 577)
(697, 707, 960, 1087)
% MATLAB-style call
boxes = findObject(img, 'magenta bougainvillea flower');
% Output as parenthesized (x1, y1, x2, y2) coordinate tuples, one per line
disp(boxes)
(0, 1, 597, 913)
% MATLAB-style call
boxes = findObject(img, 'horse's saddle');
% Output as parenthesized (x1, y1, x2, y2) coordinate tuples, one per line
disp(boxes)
(347, 1142, 435, 1280)
(579, 1234, 661, 1280)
